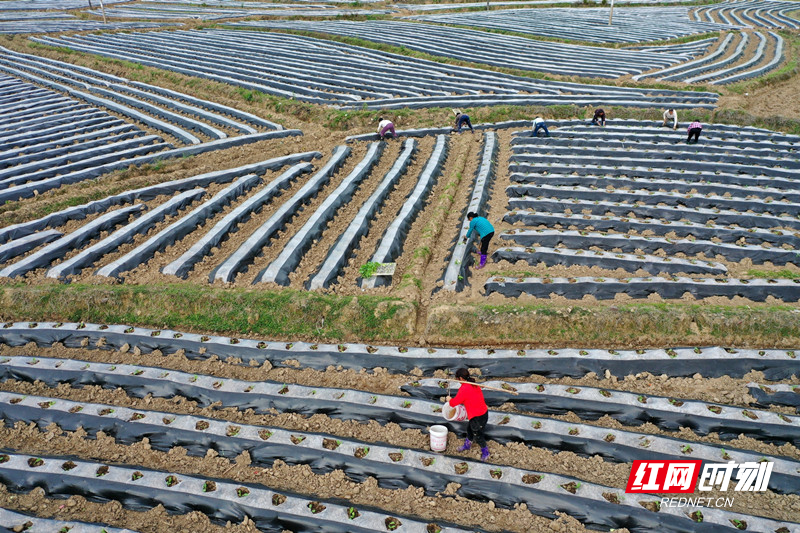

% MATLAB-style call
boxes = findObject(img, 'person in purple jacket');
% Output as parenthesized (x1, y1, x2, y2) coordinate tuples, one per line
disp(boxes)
(463, 212, 494, 270)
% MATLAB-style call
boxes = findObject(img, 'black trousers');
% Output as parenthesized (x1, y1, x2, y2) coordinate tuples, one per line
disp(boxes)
(687, 127, 701, 142)
(479, 232, 494, 255)
(467, 411, 488, 448)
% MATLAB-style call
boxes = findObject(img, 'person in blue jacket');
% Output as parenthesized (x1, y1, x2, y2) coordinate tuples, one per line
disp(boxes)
(463, 212, 494, 270)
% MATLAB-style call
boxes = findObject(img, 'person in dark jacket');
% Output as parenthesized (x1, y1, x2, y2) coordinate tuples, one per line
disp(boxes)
(451, 109, 474, 133)
(591, 108, 606, 126)
(447, 368, 490, 461)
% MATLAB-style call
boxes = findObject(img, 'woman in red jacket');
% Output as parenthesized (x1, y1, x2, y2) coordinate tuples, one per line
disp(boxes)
(447, 368, 490, 461)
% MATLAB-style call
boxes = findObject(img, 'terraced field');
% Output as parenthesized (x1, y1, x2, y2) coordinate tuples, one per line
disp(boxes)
(1, 0, 800, 531)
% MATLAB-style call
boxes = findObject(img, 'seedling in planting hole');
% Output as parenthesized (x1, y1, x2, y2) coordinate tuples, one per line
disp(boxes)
(291, 435, 305, 445)
(499, 415, 511, 425)
(96, 466, 109, 477)
(335, 392, 346, 399)
(490, 469, 502, 479)
(278, 385, 289, 394)
(355, 446, 369, 458)
(708, 405, 722, 414)
(308, 502, 326, 514)
(62, 461, 76, 471)
(236, 487, 249, 498)
(640, 438, 652, 448)
(369, 396, 377, 404)
(731, 519, 746, 530)
(132, 471, 143, 481)
(721, 449, 732, 460)
(536, 384, 544, 392)
(322, 438, 340, 450)
(59, 527, 71, 533)
(196, 421, 209, 431)
(389, 451, 404, 462)
(38, 401, 55, 409)
(599, 390, 611, 398)
(203, 481, 216, 492)
(690, 510, 703, 522)
(190, 375, 198, 382)
(163, 417, 174, 425)
(742, 410, 758, 420)
(401, 400, 412, 408)
(130, 413, 146, 421)
(226, 425, 240, 437)
(603, 493, 620, 504)
(566, 387, 580, 394)
(28, 358, 39, 365)
(579, 350, 588, 355)
(165, 475, 179, 487)
(681, 445, 693, 454)
(454, 462, 468, 474)
(666, 349, 677, 358)
(668, 399, 684, 407)
(420, 457, 435, 467)
(213, 381, 224, 389)
(531, 421, 542, 429)
(272, 494, 286, 506)
(637, 395, 647, 404)
(568, 427, 579, 436)
(560, 481, 579, 494)
(99, 408, 115, 416)
(385, 517, 402, 531)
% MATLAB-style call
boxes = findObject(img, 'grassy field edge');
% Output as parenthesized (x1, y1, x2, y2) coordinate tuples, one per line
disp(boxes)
(2, 284, 799, 348)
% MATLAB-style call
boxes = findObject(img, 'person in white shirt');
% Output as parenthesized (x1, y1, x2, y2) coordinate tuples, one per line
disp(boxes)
(377, 117, 396, 140)
(662, 108, 678, 130)
(532, 116, 550, 137)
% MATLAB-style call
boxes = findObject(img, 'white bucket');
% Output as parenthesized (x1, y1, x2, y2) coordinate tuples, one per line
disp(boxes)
(429, 424, 448, 452)
(442, 402, 468, 422)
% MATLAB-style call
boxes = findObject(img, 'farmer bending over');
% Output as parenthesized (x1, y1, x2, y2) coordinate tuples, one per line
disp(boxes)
(463, 212, 494, 270)
(447, 368, 490, 461)
(687, 119, 702, 144)
(377, 117, 396, 140)
(532, 116, 550, 137)
(662, 108, 678, 130)
(451, 109, 474, 133)
(591, 108, 606, 127)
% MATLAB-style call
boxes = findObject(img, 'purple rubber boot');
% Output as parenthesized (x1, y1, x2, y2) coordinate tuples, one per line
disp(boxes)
(480, 447, 490, 461)
(457, 439, 472, 452)
(476, 254, 487, 270)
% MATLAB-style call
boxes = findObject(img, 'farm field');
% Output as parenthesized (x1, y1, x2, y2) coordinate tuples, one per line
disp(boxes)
(1, 0, 800, 532)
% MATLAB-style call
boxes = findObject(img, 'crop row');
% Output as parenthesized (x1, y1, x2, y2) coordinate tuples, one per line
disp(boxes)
(443, 132, 497, 291)
(635, 30, 785, 85)
(0, 357, 798, 497)
(691, 0, 800, 29)
(0, 153, 320, 278)
(236, 19, 706, 77)
(0, 388, 796, 532)
(34, 29, 718, 109)
(410, 6, 734, 44)
(2, 321, 797, 379)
